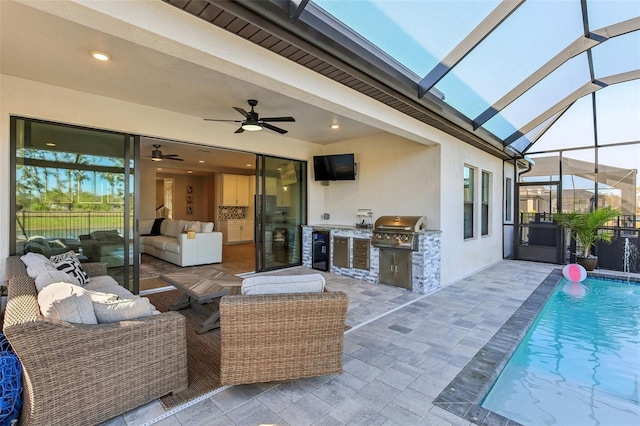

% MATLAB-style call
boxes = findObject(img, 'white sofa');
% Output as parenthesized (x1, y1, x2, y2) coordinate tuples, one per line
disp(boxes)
(139, 218, 222, 266)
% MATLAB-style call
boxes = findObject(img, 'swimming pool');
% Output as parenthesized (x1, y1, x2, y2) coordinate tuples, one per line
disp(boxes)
(481, 276, 640, 425)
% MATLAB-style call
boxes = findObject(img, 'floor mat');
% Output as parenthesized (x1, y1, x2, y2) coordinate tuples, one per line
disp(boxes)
(147, 290, 224, 409)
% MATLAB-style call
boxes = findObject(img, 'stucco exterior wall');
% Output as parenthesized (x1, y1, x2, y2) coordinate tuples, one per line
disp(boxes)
(0, 1, 508, 286)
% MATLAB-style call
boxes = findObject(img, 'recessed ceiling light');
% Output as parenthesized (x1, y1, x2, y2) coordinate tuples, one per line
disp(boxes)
(45, 142, 56, 147)
(199, 160, 205, 163)
(187, 171, 193, 174)
(330, 124, 340, 129)
(90, 50, 111, 61)
(246, 163, 252, 167)
(157, 168, 162, 171)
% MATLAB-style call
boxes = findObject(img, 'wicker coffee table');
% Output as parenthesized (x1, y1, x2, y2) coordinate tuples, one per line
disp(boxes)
(161, 270, 242, 334)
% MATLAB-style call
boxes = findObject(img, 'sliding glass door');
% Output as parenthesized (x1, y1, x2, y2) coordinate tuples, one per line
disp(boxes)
(11, 117, 138, 293)
(255, 155, 307, 271)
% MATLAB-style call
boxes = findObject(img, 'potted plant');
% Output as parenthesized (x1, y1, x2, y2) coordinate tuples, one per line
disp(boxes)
(554, 206, 621, 270)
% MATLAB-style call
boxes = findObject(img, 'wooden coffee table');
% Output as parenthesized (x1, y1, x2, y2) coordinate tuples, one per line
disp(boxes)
(160, 270, 242, 334)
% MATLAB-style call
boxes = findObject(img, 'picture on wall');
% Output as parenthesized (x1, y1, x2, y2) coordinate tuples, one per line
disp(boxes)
(187, 206, 193, 215)
(187, 185, 193, 193)
(187, 195, 193, 204)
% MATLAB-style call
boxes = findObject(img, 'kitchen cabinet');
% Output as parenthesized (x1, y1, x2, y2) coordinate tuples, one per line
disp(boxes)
(332, 237, 350, 268)
(221, 219, 254, 244)
(379, 250, 412, 290)
(221, 174, 250, 206)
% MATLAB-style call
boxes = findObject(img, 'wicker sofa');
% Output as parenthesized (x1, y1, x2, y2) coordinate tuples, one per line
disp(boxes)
(218, 276, 348, 386)
(2, 256, 188, 426)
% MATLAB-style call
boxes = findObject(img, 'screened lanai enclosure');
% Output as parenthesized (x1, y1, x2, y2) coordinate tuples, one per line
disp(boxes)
(168, 0, 638, 272)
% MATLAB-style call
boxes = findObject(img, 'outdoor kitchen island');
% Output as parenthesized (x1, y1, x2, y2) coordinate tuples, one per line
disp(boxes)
(301, 223, 441, 295)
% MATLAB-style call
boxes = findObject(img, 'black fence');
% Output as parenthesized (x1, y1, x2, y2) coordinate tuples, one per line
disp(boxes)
(15, 210, 131, 240)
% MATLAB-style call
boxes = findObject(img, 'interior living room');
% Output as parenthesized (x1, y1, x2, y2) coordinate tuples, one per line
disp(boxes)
(139, 138, 259, 280)
(1, 1, 638, 425)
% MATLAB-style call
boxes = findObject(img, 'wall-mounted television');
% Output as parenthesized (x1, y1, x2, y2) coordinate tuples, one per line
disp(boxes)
(313, 154, 356, 181)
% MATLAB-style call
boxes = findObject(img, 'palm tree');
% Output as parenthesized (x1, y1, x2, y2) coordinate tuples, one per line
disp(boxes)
(554, 207, 621, 267)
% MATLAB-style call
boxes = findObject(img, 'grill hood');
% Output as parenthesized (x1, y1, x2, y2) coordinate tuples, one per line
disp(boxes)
(374, 216, 427, 232)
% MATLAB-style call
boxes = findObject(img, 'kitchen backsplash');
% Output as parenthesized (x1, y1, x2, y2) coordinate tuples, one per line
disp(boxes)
(218, 206, 247, 219)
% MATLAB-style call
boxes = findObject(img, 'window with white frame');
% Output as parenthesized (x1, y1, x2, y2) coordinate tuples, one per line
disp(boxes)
(464, 165, 474, 239)
(481, 171, 490, 236)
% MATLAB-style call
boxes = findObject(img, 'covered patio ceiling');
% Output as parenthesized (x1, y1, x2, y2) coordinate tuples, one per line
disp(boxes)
(165, 0, 639, 159)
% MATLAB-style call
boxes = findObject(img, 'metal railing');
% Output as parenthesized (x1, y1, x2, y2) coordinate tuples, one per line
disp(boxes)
(16, 210, 132, 240)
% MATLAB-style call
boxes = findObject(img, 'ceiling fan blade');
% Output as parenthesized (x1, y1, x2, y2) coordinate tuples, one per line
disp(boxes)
(262, 123, 288, 134)
(235, 127, 245, 134)
(261, 116, 296, 122)
(233, 107, 249, 117)
(163, 157, 184, 161)
(203, 118, 243, 122)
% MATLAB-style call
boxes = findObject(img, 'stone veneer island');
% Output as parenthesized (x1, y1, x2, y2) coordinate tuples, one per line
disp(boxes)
(302, 225, 441, 295)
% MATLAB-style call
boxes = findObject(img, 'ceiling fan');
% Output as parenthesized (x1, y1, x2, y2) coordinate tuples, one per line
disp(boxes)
(204, 99, 295, 134)
(145, 144, 183, 162)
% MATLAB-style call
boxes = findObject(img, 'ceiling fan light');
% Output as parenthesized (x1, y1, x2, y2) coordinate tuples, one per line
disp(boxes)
(151, 150, 163, 161)
(241, 121, 262, 132)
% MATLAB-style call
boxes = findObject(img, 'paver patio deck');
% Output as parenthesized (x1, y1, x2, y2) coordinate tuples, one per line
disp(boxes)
(101, 260, 638, 426)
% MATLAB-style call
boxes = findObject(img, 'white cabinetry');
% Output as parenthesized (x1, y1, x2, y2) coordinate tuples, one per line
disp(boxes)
(221, 174, 250, 206)
(265, 177, 291, 207)
(221, 219, 254, 244)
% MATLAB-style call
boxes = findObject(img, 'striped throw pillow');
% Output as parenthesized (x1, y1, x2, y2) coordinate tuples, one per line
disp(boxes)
(53, 258, 90, 286)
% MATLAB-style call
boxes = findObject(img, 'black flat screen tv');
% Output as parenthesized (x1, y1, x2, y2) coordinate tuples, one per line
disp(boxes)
(313, 154, 356, 181)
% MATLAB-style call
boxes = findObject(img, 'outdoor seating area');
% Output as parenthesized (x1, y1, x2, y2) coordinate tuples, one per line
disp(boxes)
(2, 255, 188, 426)
(111, 260, 577, 425)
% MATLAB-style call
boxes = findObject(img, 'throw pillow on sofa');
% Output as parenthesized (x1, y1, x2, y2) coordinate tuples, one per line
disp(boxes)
(52, 258, 90, 285)
(84, 276, 136, 299)
(26, 262, 56, 279)
(92, 298, 160, 323)
(35, 270, 80, 292)
(20, 252, 52, 268)
(38, 282, 98, 324)
(49, 250, 80, 264)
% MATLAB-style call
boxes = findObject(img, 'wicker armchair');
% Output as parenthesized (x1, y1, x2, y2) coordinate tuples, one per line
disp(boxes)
(219, 290, 348, 385)
(2, 256, 188, 426)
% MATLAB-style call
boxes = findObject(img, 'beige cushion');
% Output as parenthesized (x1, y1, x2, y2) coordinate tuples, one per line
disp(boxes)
(241, 274, 326, 295)
(21, 252, 52, 268)
(38, 282, 98, 324)
(161, 219, 180, 238)
(35, 270, 80, 292)
(187, 221, 201, 232)
(139, 219, 154, 235)
(92, 298, 160, 323)
(86, 290, 119, 303)
(26, 262, 56, 279)
(84, 276, 136, 299)
(201, 222, 214, 232)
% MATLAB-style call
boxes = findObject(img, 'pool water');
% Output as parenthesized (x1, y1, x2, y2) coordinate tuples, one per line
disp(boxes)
(482, 277, 640, 425)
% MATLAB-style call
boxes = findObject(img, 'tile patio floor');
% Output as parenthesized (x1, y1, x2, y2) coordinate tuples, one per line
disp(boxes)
(101, 260, 636, 426)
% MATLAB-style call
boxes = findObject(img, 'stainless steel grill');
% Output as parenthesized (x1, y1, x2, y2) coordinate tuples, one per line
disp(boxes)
(371, 216, 427, 251)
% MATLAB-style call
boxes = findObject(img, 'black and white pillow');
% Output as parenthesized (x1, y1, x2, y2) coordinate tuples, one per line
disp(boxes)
(50, 250, 79, 264)
(53, 258, 90, 286)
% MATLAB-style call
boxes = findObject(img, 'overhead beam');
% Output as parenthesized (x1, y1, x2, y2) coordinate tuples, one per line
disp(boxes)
(287, 0, 309, 24)
(418, 0, 524, 98)
(473, 18, 640, 129)
(503, 70, 640, 146)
